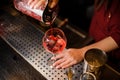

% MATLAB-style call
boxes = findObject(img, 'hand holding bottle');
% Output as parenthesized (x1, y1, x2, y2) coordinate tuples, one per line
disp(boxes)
(14, 0, 58, 25)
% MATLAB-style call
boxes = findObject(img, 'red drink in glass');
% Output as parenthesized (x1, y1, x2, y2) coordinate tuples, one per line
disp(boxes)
(43, 34, 66, 54)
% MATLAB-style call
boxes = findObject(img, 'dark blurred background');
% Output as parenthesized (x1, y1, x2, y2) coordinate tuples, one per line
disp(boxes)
(58, 0, 94, 32)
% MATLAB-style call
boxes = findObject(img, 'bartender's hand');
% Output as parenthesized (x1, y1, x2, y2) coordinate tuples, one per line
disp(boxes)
(52, 48, 85, 69)
(28, 0, 46, 9)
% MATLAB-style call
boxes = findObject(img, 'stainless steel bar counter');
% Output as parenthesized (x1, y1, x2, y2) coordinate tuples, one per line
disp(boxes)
(0, 8, 120, 80)
(0, 10, 84, 80)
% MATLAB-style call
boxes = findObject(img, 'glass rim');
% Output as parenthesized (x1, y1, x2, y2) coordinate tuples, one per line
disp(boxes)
(80, 72, 96, 80)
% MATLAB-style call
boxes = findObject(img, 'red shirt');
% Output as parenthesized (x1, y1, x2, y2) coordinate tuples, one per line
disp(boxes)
(89, 0, 120, 71)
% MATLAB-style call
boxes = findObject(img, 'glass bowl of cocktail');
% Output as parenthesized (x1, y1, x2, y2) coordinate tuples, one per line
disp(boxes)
(42, 28, 67, 68)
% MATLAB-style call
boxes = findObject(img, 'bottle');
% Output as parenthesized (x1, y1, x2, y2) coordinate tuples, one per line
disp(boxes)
(42, 0, 59, 25)
(13, 0, 59, 25)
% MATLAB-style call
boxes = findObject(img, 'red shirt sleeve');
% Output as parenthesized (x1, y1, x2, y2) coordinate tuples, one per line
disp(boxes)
(89, 0, 120, 48)
(109, 10, 120, 47)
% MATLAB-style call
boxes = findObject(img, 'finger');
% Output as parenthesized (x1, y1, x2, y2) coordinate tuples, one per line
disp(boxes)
(55, 60, 70, 69)
(34, 0, 45, 9)
(51, 54, 64, 60)
(50, 1, 56, 8)
(59, 58, 75, 69)
(28, 0, 34, 5)
(52, 58, 65, 67)
(62, 61, 76, 69)
(57, 58, 77, 69)
(29, 0, 39, 8)
(48, 0, 58, 8)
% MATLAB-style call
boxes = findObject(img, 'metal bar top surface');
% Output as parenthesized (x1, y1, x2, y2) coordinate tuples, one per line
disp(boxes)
(0, 12, 84, 80)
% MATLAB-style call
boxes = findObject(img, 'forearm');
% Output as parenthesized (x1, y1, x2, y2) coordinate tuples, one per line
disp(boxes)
(81, 36, 119, 56)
